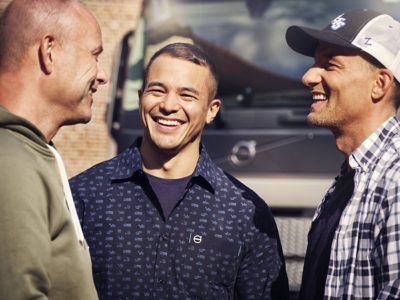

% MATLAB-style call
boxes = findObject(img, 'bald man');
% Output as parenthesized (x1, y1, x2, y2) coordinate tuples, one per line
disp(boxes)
(0, 0, 107, 299)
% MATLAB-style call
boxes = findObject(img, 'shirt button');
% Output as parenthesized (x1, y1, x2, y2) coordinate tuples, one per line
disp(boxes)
(158, 278, 164, 284)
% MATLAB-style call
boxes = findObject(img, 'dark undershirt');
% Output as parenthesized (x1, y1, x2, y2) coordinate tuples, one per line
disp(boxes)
(145, 172, 191, 220)
(299, 168, 355, 300)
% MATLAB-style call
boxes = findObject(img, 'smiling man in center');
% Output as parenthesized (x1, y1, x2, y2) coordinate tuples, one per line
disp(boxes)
(70, 42, 289, 299)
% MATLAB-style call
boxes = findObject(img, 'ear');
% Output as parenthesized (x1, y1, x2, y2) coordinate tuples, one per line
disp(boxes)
(371, 68, 394, 102)
(138, 89, 143, 107)
(39, 34, 56, 74)
(206, 99, 221, 124)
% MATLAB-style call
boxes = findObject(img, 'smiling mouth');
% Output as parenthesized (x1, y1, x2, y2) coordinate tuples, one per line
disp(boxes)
(155, 117, 183, 127)
(310, 92, 328, 112)
(312, 93, 327, 102)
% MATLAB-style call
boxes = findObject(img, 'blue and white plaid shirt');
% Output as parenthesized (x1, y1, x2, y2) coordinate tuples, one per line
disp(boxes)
(314, 116, 400, 299)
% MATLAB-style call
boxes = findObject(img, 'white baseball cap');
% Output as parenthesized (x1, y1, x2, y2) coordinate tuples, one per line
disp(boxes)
(286, 9, 400, 83)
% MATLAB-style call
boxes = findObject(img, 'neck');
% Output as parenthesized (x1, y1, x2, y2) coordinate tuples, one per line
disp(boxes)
(0, 70, 59, 142)
(140, 139, 200, 179)
(333, 111, 395, 157)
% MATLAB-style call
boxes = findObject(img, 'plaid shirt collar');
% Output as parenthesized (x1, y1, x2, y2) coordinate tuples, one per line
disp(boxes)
(349, 115, 400, 173)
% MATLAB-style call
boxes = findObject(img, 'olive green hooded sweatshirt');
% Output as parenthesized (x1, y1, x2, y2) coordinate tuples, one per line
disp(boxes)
(0, 106, 98, 299)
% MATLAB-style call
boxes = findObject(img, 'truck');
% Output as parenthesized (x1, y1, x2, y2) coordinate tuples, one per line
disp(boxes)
(106, 0, 400, 296)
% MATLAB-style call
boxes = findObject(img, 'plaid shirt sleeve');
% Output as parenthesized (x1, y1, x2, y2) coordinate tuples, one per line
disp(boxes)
(374, 170, 400, 299)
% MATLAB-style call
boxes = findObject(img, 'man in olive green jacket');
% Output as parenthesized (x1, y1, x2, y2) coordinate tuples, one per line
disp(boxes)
(0, 0, 107, 299)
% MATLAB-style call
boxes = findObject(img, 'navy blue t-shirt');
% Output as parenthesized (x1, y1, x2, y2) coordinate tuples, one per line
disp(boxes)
(146, 172, 191, 220)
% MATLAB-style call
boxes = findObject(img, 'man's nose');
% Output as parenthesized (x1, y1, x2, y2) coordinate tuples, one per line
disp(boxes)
(159, 94, 180, 113)
(97, 62, 108, 85)
(302, 66, 322, 88)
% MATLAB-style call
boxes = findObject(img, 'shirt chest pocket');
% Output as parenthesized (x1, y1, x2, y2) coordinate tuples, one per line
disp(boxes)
(171, 234, 243, 298)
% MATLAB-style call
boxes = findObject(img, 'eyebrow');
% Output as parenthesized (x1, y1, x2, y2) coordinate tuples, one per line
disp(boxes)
(146, 82, 165, 89)
(145, 82, 200, 96)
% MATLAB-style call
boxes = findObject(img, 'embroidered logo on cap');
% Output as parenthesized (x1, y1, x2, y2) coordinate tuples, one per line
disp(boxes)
(331, 14, 346, 30)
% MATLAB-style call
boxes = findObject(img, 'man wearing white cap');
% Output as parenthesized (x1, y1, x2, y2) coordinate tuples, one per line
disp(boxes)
(286, 9, 400, 300)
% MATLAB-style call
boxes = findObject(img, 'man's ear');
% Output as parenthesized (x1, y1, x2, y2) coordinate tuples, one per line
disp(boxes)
(206, 99, 221, 124)
(371, 68, 394, 102)
(138, 89, 143, 106)
(39, 34, 56, 74)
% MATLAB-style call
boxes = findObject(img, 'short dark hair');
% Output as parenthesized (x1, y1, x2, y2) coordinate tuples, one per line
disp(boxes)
(142, 42, 219, 99)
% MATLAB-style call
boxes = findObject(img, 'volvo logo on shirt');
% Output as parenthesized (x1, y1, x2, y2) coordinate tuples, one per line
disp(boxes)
(189, 232, 202, 244)
(187, 232, 242, 256)
(193, 235, 202, 244)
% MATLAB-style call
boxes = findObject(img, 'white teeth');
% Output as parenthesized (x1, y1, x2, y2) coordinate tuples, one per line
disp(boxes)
(313, 94, 327, 101)
(157, 118, 181, 126)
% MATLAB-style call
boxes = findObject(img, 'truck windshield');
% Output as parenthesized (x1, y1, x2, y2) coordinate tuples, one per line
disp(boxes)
(121, 0, 400, 110)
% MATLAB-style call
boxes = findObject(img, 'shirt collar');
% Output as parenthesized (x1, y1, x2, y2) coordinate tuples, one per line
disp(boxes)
(109, 138, 220, 192)
(349, 115, 400, 172)
(110, 138, 143, 181)
(191, 145, 220, 192)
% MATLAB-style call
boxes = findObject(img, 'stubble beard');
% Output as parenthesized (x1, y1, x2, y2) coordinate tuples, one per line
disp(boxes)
(307, 105, 342, 130)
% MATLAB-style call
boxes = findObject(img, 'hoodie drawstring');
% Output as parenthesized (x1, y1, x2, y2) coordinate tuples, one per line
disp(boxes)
(47, 145, 88, 250)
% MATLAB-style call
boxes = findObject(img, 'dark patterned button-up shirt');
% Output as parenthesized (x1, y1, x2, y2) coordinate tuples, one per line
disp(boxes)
(70, 139, 288, 300)
(314, 116, 400, 299)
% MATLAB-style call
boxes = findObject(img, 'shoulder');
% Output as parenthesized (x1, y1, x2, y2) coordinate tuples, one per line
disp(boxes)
(69, 144, 142, 203)
(390, 134, 400, 157)
(220, 171, 278, 237)
(0, 128, 37, 161)
(70, 147, 134, 184)
(0, 131, 58, 213)
(69, 157, 118, 199)
(71, 156, 117, 182)
(0, 128, 53, 176)
(220, 171, 269, 209)
(378, 135, 400, 177)
(366, 136, 400, 210)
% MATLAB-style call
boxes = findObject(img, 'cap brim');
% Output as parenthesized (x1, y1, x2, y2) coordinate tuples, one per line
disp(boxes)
(285, 25, 360, 57)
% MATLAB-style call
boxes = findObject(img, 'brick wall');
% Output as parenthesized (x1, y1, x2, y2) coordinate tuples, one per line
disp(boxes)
(0, 0, 143, 177)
